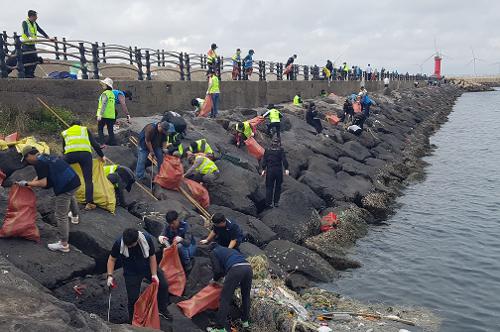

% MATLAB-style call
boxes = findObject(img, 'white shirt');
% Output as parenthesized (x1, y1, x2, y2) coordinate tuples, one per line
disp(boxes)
(384, 77, 390, 85)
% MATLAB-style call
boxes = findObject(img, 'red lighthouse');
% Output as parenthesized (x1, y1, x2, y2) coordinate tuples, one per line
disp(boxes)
(434, 55, 442, 79)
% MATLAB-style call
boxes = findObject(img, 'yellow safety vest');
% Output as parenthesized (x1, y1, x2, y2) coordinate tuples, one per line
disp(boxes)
(207, 50, 217, 64)
(208, 76, 220, 94)
(21, 19, 37, 44)
(195, 156, 218, 175)
(343, 65, 349, 72)
(268, 109, 281, 123)
(104, 165, 118, 177)
(97, 90, 116, 119)
(237, 121, 252, 139)
(293, 95, 302, 106)
(190, 139, 214, 154)
(62, 125, 92, 154)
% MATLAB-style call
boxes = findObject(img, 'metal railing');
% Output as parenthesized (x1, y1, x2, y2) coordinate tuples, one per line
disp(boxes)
(0, 31, 428, 82)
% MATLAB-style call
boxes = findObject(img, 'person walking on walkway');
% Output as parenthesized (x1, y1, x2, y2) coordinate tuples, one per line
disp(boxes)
(135, 121, 170, 182)
(21, 10, 52, 78)
(96, 78, 117, 146)
(62, 120, 105, 210)
(207, 69, 220, 118)
(262, 104, 283, 139)
(231, 48, 242, 80)
(18, 146, 81, 253)
(206, 243, 253, 332)
(285, 54, 297, 80)
(261, 137, 289, 208)
(207, 43, 218, 73)
(107, 228, 172, 322)
(242, 49, 254, 80)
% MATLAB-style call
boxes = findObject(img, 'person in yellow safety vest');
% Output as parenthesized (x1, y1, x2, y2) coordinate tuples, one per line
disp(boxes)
(293, 94, 302, 106)
(21, 10, 53, 78)
(189, 139, 215, 159)
(184, 152, 220, 183)
(207, 43, 218, 73)
(104, 164, 135, 208)
(262, 104, 283, 139)
(234, 121, 254, 147)
(96, 77, 117, 146)
(231, 48, 242, 80)
(342, 62, 349, 80)
(191, 98, 205, 115)
(61, 121, 105, 210)
(207, 69, 220, 118)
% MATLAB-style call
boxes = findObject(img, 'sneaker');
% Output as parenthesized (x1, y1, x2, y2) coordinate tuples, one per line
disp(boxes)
(84, 203, 97, 211)
(68, 211, 80, 225)
(242, 321, 250, 328)
(48, 241, 70, 253)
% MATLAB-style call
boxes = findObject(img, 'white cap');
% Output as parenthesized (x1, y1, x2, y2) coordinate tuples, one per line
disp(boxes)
(99, 77, 113, 89)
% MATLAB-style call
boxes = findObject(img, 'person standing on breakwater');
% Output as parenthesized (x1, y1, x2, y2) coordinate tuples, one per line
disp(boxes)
(96, 78, 117, 146)
(285, 54, 297, 80)
(17, 146, 80, 253)
(262, 104, 283, 139)
(207, 43, 218, 73)
(200, 213, 244, 250)
(21, 10, 53, 78)
(207, 69, 220, 118)
(107, 228, 172, 321)
(242, 49, 254, 79)
(306, 102, 324, 135)
(231, 48, 242, 80)
(261, 137, 289, 208)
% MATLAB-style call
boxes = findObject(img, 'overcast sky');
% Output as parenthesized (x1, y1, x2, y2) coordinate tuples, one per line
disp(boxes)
(2, 0, 499, 76)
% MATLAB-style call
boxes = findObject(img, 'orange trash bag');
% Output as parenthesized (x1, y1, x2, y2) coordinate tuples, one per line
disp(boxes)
(248, 116, 265, 130)
(154, 155, 184, 190)
(320, 212, 339, 232)
(283, 63, 293, 75)
(245, 137, 264, 160)
(353, 101, 362, 113)
(177, 284, 222, 319)
(0, 169, 5, 186)
(4, 132, 19, 143)
(183, 178, 210, 208)
(326, 114, 340, 125)
(197, 95, 213, 117)
(0, 184, 40, 242)
(132, 282, 161, 329)
(159, 244, 186, 297)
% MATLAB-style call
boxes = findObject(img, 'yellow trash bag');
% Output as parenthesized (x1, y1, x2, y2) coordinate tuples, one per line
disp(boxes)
(15, 137, 50, 155)
(71, 159, 116, 214)
(0, 140, 8, 151)
(323, 67, 331, 78)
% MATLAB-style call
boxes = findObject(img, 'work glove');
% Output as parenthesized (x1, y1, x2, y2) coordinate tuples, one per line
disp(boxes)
(261, 170, 266, 177)
(174, 236, 183, 244)
(151, 274, 159, 284)
(199, 239, 209, 245)
(158, 236, 170, 247)
(106, 276, 114, 288)
(285, 170, 290, 176)
(16, 180, 28, 187)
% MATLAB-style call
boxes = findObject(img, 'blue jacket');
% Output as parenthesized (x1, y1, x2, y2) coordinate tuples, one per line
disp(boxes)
(162, 220, 193, 247)
(209, 244, 247, 280)
(243, 55, 253, 69)
(112, 90, 125, 104)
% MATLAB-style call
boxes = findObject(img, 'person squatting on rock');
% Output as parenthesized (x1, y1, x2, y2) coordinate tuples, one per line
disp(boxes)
(184, 152, 220, 183)
(96, 78, 117, 146)
(161, 111, 187, 138)
(261, 137, 289, 208)
(200, 213, 244, 250)
(135, 121, 171, 182)
(293, 93, 302, 106)
(262, 104, 283, 139)
(306, 102, 324, 135)
(107, 228, 172, 321)
(206, 243, 253, 332)
(62, 120, 105, 211)
(17, 146, 81, 253)
(104, 164, 135, 208)
(233, 120, 254, 147)
(191, 97, 205, 115)
(158, 210, 197, 272)
(189, 139, 215, 160)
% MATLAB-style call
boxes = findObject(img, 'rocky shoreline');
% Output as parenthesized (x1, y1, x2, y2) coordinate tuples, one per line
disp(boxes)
(0, 84, 463, 331)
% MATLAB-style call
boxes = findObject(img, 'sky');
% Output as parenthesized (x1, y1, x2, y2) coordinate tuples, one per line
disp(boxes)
(2, 0, 500, 76)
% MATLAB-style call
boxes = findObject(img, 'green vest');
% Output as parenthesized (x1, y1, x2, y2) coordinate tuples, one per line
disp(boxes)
(21, 19, 37, 44)
(209, 76, 220, 94)
(61, 125, 92, 154)
(189, 139, 213, 155)
(207, 50, 217, 64)
(237, 121, 252, 140)
(293, 95, 302, 106)
(97, 90, 116, 119)
(268, 109, 281, 123)
(195, 156, 218, 175)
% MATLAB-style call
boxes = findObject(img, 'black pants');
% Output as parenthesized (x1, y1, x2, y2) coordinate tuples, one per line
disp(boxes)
(124, 269, 170, 322)
(265, 168, 283, 206)
(107, 173, 127, 207)
(307, 118, 323, 134)
(63, 151, 93, 204)
(98, 118, 116, 145)
(21, 45, 38, 77)
(216, 265, 253, 329)
(267, 122, 281, 138)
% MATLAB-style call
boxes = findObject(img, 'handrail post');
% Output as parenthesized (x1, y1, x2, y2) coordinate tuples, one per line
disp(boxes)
(62, 37, 68, 60)
(304, 65, 309, 81)
(78, 42, 88, 79)
(101, 42, 106, 63)
(216, 56, 221, 79)
(185, 53, 191, 81)
(162, 49, 165, 67)
(238, 60, 242, 80)
(135, 47, 143, 80)
(145, 50, 151, 80)
(156, 49, 160, 68)
(129, 46, 133, 65)
(2, 31, 8, 54)
(54, 37, 60, 60)
(92, 42, 99, 79)
(277, 63, 283, 80)
(258, 61, 264, 81)
(179, 52, 185, 80)
(0, 37, 7, 78)
(14, 34, 25, 78)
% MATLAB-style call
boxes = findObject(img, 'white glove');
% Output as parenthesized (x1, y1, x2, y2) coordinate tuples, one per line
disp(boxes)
(97, 116, 102, 121)
(151, 274, 159, 284)
(106, 276, 114, 287)
(16, 180, 29, 187)
(126, 114, 131, 122)
(158, 236, 170, 246)
(285, 170, 290, 176)
(200, 239, 209, 245)
(261, 170, 265, 177)
(174, 236, 183, 244)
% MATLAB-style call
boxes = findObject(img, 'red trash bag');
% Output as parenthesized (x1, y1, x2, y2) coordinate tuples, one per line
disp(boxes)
(245, 137, 264, 160)
(4, 132, 19, 143)
(0, 169, 5, 186)
(183, 178, 210, 208)
(197, 95, 213, 117)
(353, 101, 362, 113)
(159, 244, 186, 297)
(320, 212, 339, 232)
(132, 282, 160, 329)
(177, 284, 222, 319)
(283, 63, 293, 75)
(154, 155, 184, 190)
(326, 114, 340, 125)
(248, 115, 265, 130)
(0, 184, 40, 242)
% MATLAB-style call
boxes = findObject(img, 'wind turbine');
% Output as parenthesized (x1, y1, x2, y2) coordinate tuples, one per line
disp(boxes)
(467, 48, 485, 76)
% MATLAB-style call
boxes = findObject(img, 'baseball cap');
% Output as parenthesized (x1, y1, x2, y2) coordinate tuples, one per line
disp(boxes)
(20, 145, 38, 162)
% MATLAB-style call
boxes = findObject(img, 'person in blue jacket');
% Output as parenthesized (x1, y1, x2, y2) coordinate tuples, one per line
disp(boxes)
(242, 49, 255, 80)
(112, 89, 133, 122)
